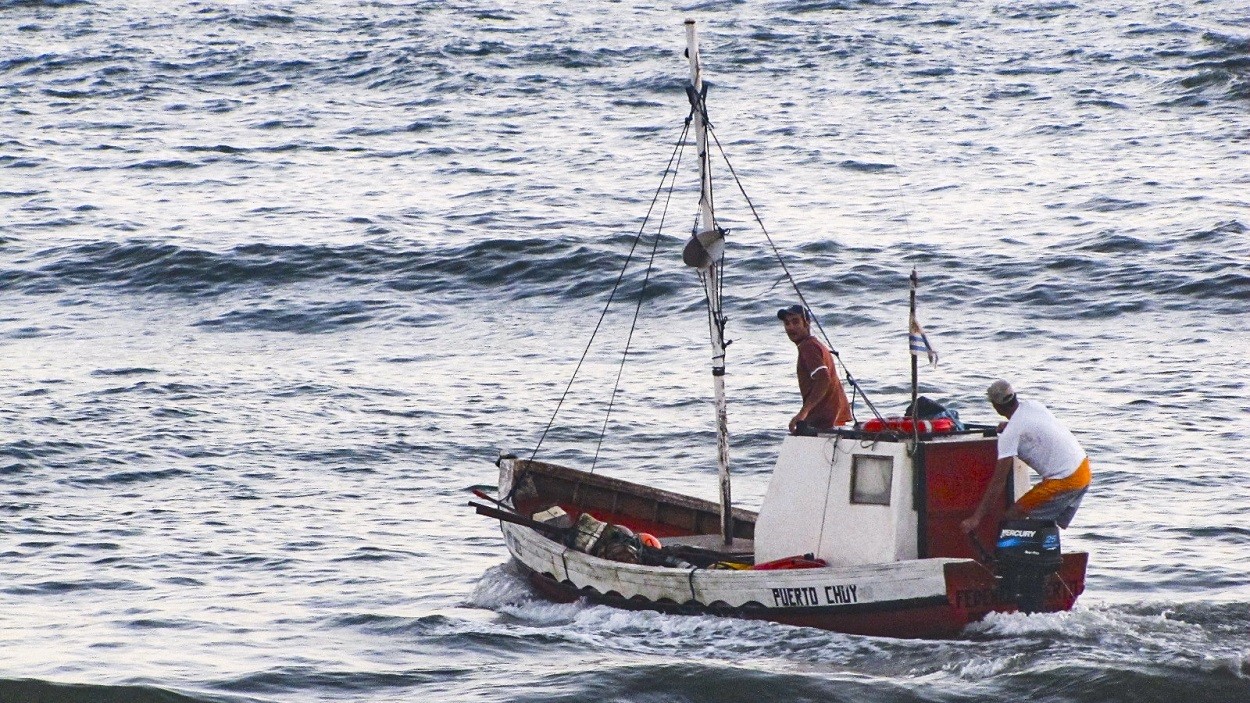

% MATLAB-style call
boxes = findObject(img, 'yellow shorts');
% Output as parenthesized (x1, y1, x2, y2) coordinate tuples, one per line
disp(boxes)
(1016, 458, 1091, 515)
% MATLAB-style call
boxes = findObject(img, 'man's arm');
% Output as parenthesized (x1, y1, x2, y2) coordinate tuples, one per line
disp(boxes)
(789, 368, 831, 433)
(960, 456, 1021, 533)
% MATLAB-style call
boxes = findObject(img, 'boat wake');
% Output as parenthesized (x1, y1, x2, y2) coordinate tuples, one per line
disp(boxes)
(469, 561, 894, 664)
(469, 562, 590, 627)
(471, 562, 1249, 692)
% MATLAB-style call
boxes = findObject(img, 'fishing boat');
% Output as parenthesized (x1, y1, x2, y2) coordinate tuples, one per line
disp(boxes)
(473, 20, 1087, 639)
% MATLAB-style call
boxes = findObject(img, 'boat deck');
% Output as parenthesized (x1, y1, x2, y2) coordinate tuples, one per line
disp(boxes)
(659, 534, 754, 563)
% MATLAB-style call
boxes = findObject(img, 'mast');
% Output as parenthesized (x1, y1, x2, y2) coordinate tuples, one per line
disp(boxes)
(682, 20, 733, 545)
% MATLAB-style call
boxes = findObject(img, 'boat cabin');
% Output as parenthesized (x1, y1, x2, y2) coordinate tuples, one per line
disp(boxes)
(755, 428, 1029, 565)
(502, 426, 1027, 568)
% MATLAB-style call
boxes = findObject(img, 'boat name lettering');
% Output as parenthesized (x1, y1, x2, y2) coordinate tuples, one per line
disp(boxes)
(955, 580, 1065, 609)
(1000, 529, 1036, 538)
(769, 584, 860, 607)
(824, 584, 858, 604)
(954, 587, 996, 609)
(771, 587, 820, 607)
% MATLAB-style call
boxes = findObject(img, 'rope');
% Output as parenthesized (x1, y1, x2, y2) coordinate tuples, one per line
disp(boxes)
(533, 92, 914, 463)
(813, 434, 840, 551)
(590, 133, 684, 472)
(529, 116, 694, 465)
(703, 122, 890, 426)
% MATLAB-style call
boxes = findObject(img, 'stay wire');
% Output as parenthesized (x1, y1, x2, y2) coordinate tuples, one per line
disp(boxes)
(528, 117, 694, 465)
(590, 132, 685, 473)
(703, 123, 890, 425)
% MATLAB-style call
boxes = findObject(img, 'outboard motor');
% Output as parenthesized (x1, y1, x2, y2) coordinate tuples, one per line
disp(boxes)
(994, 519, 1062, 613)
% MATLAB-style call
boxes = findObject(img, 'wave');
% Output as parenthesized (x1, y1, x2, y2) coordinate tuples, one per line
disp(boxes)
(1, 438, 93, 461)
(193, 299, 399, 333)
(214, 666, 465, 696)
(3, 221, 1245, 321)
(1, 235, 646, 298)
(4, 578, 149, 596)
(91, 367, 160, 377)
(70, 467, 188, 486)
(5, 240, 374, 296)
(0, 13, 666, 103)
(0, 0, 89, 8)
(1165, 31, 1250, 105)
(494, 659, 1250, 703)
(0, 679, 215, 703)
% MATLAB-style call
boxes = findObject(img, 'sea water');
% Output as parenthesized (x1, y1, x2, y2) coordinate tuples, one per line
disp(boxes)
(2, 1, 1248, 701)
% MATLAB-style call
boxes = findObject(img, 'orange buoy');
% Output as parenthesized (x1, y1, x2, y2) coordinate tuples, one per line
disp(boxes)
(638, 532, 662, 549)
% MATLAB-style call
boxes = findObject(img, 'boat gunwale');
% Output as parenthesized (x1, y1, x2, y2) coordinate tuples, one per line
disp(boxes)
(507, 458, 758, 539)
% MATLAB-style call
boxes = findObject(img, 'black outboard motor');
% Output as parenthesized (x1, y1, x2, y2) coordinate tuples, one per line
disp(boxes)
(994, 519, 1062, 613)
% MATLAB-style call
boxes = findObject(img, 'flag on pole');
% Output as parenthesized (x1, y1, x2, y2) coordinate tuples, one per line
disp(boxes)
(909, 267, 938, 368)
(909, 311, 938, 368)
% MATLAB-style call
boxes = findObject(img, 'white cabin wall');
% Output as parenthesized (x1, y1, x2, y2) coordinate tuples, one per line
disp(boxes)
(754, 436, 839, 563)
(893, 452, 919, 561)
(755, 436, 918, 566)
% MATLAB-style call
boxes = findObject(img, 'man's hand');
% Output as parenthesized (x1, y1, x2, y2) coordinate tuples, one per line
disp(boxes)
(788, 413, 805, 435)
(960, 516, 979, 535)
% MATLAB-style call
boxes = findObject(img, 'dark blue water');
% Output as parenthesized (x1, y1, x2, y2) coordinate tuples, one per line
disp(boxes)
(2, 1, 1248, 701)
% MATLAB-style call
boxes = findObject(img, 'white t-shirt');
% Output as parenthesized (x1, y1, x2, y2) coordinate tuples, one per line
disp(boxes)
(998, 398, 1086, 480)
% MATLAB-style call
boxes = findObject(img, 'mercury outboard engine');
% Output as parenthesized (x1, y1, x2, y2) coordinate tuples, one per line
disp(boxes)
(994, 519, 1062, 613)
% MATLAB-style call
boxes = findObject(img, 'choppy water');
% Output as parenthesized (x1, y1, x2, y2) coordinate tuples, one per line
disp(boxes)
(2, 1, 1248, 701)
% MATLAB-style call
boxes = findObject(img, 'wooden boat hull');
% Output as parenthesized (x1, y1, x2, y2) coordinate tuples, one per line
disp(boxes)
(517, 558, 1086, 639)
(493, 457, 1087, 639)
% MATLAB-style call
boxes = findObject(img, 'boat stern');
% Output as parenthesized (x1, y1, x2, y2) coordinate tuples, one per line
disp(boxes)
(943, 551, 1088, 619)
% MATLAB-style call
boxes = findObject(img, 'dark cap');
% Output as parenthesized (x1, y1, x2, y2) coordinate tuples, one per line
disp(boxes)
(776, 304, 809, 321)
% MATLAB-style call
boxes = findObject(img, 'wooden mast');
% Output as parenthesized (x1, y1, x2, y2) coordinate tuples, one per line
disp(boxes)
(683, 20, 733, 545)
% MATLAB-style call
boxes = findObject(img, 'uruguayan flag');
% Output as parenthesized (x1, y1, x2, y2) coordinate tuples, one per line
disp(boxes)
(909, 313, 939, 367)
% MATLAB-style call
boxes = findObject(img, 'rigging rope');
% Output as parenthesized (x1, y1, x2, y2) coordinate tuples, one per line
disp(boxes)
(590, 128, 686, 473)
(532, 102, 908, 466)
(529, 116, 694, 466)
(703, 122, 891, 426)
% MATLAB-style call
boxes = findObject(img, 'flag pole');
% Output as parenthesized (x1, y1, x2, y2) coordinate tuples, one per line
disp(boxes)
(909, 269, 919, 432)
(908, 270, 939, 433)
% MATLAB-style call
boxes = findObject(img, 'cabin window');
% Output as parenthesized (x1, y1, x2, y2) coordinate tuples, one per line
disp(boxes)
(851, 455, 893, 505)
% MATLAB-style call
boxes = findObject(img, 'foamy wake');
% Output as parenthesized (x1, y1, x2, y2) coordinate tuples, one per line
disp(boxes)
(469, 567, 1249, 682)
(468, 561, 588, 626)
(467, 561, 898, 664)
(960, 602, 1250, 680)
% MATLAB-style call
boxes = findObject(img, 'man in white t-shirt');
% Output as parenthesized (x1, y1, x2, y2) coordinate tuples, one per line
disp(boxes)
(960, 380, 1092, 535)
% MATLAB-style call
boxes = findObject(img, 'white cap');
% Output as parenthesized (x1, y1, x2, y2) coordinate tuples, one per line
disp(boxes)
(986, 379, 1016, 405)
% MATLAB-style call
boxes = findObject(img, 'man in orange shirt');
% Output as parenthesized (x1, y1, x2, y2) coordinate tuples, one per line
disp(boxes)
(778, 305, 852, 434)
